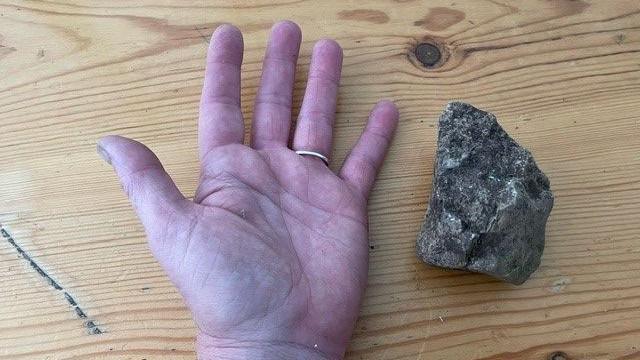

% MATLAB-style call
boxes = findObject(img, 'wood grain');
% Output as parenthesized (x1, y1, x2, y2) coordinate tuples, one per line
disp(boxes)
(1, 0, 639, 359)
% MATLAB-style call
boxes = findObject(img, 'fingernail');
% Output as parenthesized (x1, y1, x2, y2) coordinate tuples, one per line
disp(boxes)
(96, 144, 112, 165)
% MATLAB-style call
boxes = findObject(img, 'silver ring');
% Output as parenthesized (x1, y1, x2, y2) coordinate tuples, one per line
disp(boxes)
(295, 150, 329, 166)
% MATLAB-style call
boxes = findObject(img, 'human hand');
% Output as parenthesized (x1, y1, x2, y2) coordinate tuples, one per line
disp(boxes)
(98, 21, 398, 359)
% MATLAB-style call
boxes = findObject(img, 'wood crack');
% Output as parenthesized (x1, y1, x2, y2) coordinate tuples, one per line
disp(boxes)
(1, 226, 104, 335)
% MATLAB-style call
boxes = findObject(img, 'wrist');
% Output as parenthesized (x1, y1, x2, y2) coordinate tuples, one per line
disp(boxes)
(196, 332, 337, 360)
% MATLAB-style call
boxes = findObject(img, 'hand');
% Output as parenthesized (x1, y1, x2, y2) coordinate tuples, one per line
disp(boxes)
(98, 21, 398, 359)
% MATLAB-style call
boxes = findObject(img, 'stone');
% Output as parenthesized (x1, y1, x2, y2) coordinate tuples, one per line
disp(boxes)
(416, 102, 554, 284)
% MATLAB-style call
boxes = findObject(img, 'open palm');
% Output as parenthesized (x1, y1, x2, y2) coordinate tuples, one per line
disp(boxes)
(98, 21, 398, 359)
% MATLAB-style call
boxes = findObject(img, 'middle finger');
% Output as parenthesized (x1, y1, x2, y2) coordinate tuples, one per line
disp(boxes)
(251, 21, 302, 150)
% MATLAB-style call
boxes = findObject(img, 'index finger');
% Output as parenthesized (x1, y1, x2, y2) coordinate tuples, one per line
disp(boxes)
(199, 24, 245, 160)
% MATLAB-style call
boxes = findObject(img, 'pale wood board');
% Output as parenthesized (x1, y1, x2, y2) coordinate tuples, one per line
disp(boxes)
(1, 1, 639, 359)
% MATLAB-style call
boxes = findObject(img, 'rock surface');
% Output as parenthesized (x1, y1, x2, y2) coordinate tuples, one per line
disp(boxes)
(417, 102, 554, 284)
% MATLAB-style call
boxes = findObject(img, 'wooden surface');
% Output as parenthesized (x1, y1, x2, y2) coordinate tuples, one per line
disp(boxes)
(1, 1, 639, 359)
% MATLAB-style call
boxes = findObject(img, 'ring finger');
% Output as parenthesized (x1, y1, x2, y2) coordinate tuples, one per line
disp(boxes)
(292, 39, 343, 163)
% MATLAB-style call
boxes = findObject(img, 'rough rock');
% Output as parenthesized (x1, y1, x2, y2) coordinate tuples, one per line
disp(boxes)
(417, 102, 554, 284)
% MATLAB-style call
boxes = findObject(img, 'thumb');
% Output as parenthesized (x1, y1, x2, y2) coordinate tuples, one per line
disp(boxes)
(97, 135, 186, 239)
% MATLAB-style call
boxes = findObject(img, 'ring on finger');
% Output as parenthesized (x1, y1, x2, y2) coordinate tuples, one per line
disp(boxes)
(295, 150, 329, 166)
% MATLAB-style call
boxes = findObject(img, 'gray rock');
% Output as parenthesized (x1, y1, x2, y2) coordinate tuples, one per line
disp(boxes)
(417, 102, 554, 284)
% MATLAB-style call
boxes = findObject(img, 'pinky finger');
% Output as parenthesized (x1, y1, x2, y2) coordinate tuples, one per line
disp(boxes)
(340, 100, 399, 199)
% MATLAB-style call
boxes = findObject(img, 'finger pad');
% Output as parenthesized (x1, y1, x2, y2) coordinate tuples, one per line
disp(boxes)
(369, 101, 399, 135)
(269, 21, 302, 57)
(208, 24, 244, 64)
(311, 39, 343, 76)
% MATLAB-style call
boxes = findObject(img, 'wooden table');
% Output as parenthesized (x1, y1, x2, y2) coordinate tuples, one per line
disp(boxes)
(1, 1, 639, 359)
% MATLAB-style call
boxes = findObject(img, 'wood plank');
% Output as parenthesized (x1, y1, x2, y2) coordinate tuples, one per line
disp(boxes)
(1, 0, 639, 358)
